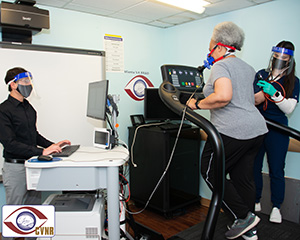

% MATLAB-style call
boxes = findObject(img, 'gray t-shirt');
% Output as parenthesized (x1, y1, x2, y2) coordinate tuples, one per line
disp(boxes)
(203, 57, 268, 140)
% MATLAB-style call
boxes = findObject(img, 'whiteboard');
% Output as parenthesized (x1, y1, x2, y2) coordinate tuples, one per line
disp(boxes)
(0, 42, 106, 174)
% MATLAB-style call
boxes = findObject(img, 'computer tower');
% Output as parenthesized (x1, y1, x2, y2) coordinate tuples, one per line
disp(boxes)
(128, 126, 201, 216)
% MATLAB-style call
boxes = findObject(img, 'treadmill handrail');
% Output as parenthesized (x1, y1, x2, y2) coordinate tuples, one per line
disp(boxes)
(159, 81, 225, 240)
(265, 118, 300, 141)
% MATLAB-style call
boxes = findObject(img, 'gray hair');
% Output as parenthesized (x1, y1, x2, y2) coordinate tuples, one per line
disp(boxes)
(211, 21, 245, 51)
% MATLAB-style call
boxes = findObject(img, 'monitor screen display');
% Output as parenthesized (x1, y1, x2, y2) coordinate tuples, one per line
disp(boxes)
(144, 88, 182, 121)
(161, 65, 204, 92)
(86, 80, 108, 120)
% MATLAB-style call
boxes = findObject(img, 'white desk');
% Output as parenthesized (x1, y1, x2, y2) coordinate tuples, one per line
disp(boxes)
(25, 146, 129, 240)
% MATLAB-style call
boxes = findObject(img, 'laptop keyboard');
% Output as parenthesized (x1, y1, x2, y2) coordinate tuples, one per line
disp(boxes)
(52, 145, 80, 157)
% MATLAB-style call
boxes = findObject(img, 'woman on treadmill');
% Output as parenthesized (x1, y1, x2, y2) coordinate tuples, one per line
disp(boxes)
(188, 21, 268, 240)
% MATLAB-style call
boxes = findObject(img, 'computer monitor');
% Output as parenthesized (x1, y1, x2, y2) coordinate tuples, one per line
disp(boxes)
(160, 65, 204, 92)
(144, 88, 182, 121)
(86, 80, 108, 121)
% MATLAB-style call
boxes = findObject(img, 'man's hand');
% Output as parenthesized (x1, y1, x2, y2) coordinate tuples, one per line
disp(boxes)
(42, 140, 71, 155)
(57, 140, 71, 148)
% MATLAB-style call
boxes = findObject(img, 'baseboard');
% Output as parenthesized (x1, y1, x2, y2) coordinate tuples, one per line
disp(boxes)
(200, 197, 210, 208)
(200, 197, 224, 213)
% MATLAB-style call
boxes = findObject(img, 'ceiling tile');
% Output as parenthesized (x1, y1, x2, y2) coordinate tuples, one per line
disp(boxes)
(64, 3, 114, 16)
(250, 0, 273, 3)
(205, 0, 255, 16)
(206, 0, 224, 3)
(147, 20, 175, 28)
(120, 1, 182, 19)
(36, 0, 70, 8)
(110, 12, 152, 24)
(68, 0, 144, 12)
(160, 15, 193, 25)
(173, 11, 208, 21)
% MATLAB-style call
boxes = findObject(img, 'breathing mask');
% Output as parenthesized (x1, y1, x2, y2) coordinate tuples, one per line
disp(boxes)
(7, 72, 33, 98)
(267, 46, 294, 76)
(203, 42, 236, 69)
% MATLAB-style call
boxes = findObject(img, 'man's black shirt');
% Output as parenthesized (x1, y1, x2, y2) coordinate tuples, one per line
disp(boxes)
(0, 95, 53, 159)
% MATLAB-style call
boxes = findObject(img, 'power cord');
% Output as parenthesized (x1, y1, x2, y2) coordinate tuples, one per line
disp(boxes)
(130, 121, 166, 167)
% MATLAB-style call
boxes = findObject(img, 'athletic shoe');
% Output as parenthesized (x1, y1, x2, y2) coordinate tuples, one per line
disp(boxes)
(227, 224, 258, 240)
(269, 207, 282, 223)
(225, 212, 260, 239)
(255, 203, 261, 212)
(242, 227, 258, 240)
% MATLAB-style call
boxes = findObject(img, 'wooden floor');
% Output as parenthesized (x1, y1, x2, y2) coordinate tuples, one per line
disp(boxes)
(126, 201, 208, 239)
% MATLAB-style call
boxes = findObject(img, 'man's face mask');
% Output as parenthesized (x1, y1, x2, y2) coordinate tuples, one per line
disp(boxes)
(17, 84, 33, 98)
(8, 72, 33, 98)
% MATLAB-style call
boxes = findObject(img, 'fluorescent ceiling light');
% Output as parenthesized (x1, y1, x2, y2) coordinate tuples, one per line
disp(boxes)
(155, 0, 210, 14)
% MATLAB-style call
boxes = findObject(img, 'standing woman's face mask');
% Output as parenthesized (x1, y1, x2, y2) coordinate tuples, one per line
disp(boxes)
(272, 52, 290, 70)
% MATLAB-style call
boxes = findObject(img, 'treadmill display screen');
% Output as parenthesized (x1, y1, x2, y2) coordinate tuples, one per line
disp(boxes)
(161, 65, 204, 92)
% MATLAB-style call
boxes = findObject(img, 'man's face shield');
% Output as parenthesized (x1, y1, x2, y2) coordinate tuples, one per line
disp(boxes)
(7, 72, 34, 98)
(267, 46, 294, 75)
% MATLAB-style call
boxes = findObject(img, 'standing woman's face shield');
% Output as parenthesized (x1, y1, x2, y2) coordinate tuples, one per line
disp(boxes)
(267, 46, 294, 75)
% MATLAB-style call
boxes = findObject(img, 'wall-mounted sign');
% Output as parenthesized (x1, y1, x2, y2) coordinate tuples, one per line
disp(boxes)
(104, 34, 124, 72)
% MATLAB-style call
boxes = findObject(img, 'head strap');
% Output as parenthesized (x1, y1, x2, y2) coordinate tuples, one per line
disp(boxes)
(7, 72, 33, 85)
(272, 46, 294, 56)
(209, 42, 236, 63)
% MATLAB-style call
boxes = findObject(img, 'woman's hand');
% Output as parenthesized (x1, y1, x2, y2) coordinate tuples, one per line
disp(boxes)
(257, 80, 277, 96)
(187, 98, 198, 110)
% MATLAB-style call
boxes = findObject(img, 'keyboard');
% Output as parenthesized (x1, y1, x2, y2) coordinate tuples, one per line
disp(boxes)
(52, 145, 80, 157)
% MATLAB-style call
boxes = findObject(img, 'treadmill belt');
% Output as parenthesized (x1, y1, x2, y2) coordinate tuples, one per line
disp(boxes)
(168, 212, 300, 240)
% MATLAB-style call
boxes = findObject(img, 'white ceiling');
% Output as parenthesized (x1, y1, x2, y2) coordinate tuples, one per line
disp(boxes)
(31, 0, 274, 28)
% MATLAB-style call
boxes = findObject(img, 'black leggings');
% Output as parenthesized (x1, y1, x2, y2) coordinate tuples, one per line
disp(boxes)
(201, 133, 265, 221)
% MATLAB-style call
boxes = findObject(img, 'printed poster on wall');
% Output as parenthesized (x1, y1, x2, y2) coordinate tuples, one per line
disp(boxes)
(104, 34, 124, 72)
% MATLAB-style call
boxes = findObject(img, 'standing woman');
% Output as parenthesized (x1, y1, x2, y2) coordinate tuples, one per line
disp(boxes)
(253, 41, 299, 223)
(188, 21, 268, 240)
